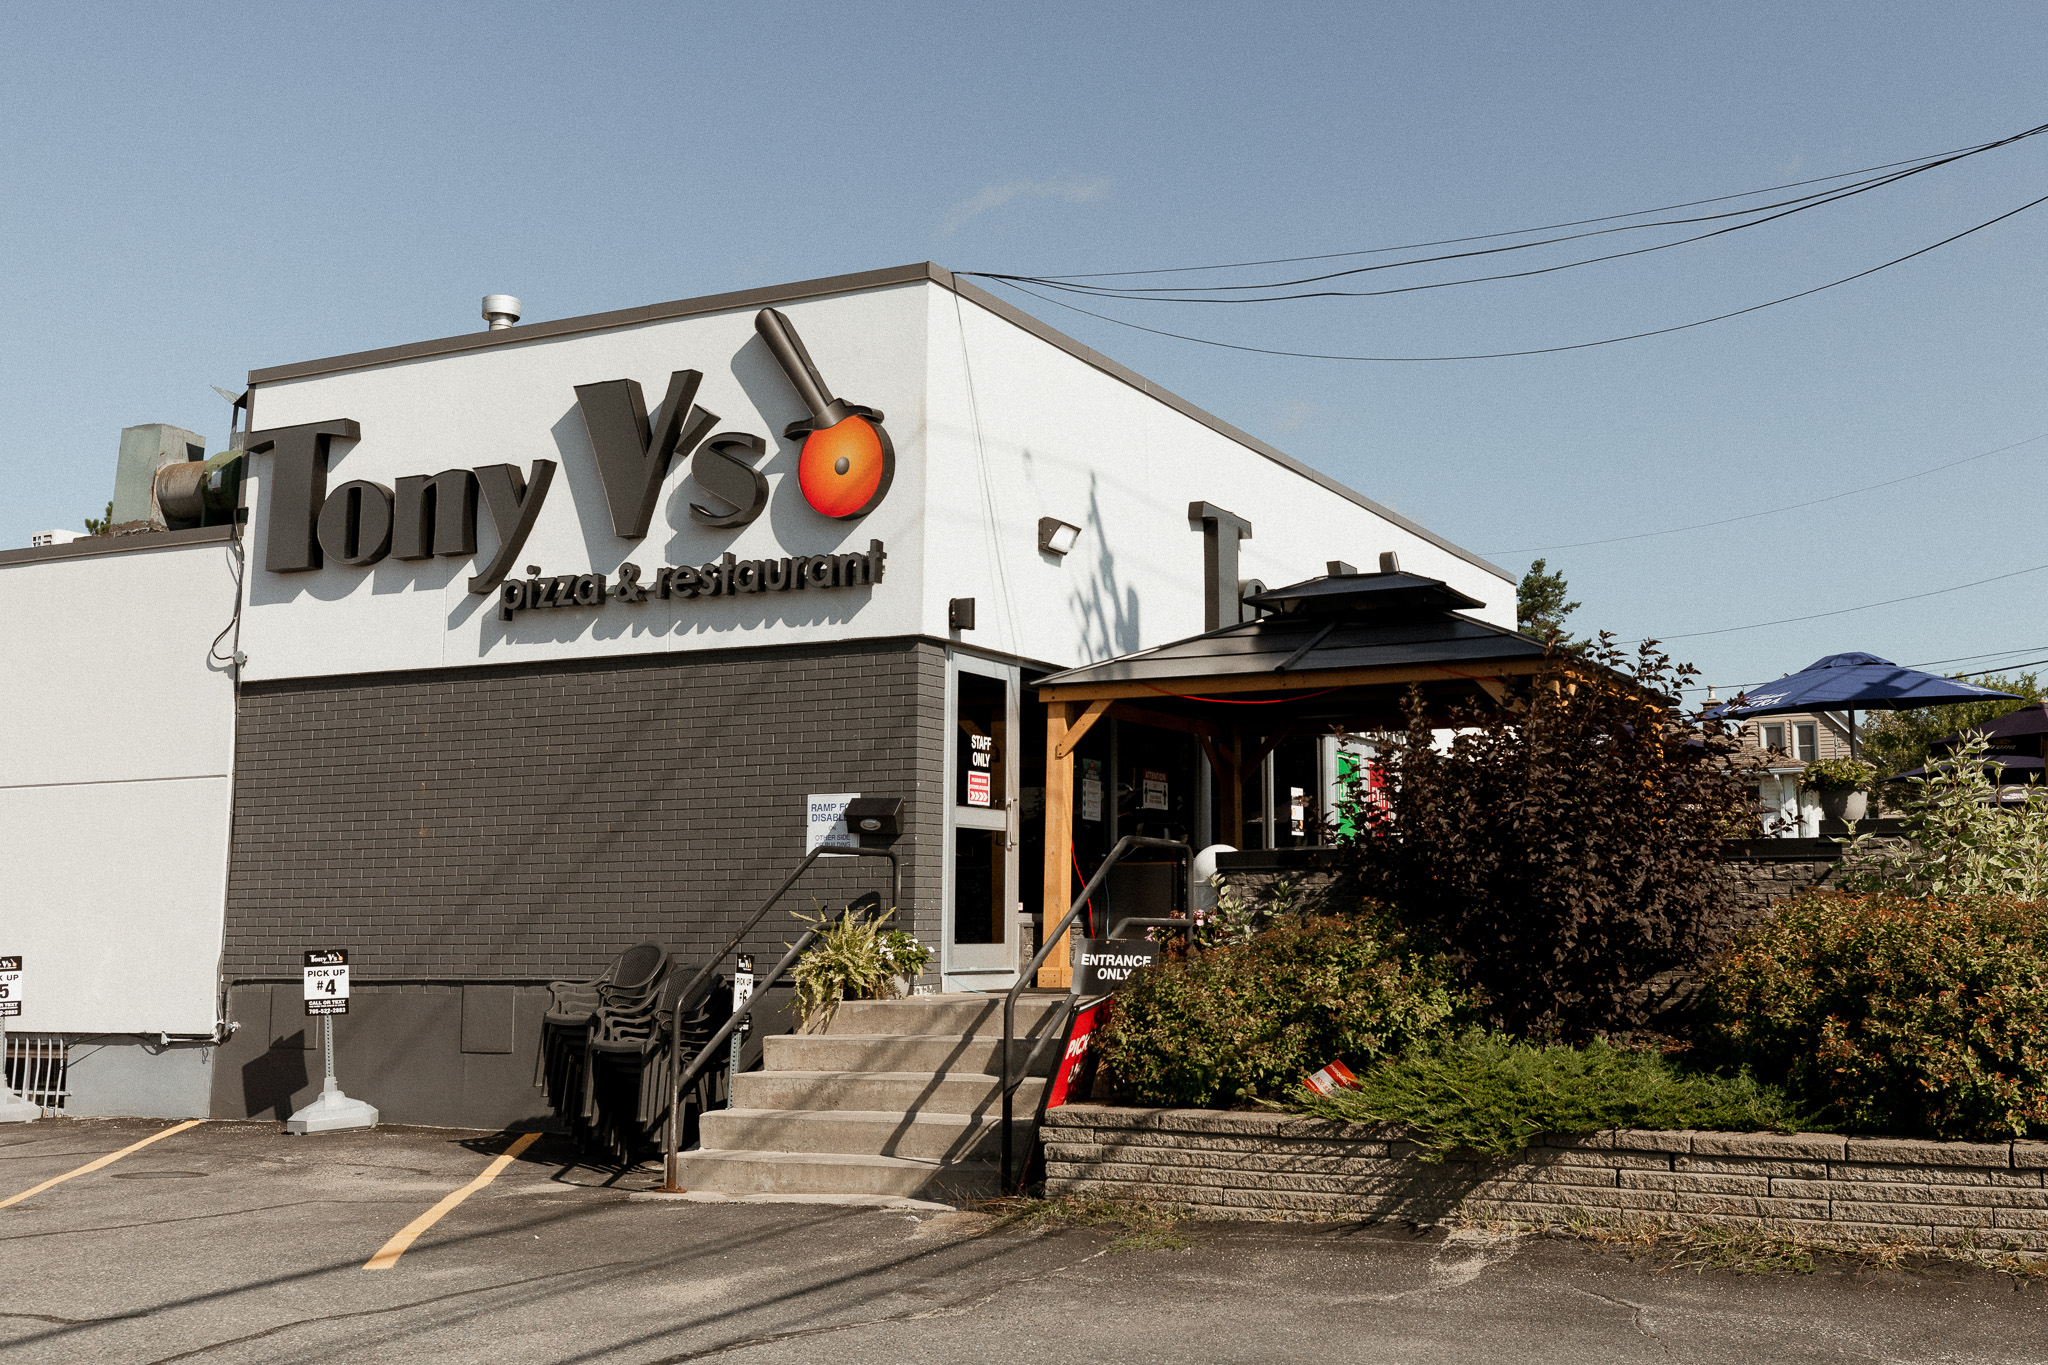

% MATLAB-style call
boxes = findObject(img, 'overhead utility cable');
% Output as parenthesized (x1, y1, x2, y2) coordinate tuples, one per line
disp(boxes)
(1029, 135, 2020, 281)
(978, 124, 2048, 304)
(1487, 430, 2048, 555)
(970, 122, 2048, 302)
(988, 189, 2048, 362)
(1632, 558, 2048, 645)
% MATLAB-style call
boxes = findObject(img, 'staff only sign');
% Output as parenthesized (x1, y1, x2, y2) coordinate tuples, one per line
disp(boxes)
(250, 307, 895, 601)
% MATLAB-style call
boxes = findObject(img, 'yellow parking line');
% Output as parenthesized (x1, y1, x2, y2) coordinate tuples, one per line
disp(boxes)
(363, 1131, 542, 1270)
(0, 1118, 206, 1209)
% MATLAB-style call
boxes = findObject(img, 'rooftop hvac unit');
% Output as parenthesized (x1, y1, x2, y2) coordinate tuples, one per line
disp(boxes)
(111, 423, 207, 531)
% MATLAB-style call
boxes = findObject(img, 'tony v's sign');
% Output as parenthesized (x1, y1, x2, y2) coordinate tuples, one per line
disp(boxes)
(249, 308, 894, 596)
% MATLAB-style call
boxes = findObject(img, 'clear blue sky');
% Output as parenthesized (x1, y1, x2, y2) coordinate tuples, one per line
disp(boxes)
(4, 1, 2043, 697)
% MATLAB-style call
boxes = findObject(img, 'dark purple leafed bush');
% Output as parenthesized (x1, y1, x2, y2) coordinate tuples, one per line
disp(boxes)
(1333, 639, 1758, 1041)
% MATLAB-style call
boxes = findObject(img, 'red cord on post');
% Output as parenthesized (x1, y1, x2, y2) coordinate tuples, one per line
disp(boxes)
(1138, 682, 1341, 704)
(1071, 844, 1096, 937)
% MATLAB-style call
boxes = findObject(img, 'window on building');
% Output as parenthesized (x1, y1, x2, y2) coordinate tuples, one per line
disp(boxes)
(1794, 723, 1817, 762)
(1760, 723, 1786, 754)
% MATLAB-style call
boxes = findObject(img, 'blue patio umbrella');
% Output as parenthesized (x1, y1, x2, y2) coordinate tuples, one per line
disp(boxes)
(1708, 652, 2022, 758)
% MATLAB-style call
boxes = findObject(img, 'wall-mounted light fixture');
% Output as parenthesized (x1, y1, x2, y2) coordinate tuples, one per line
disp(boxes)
(1037, 516, 1081, 556)
(949, 597, 977, 630)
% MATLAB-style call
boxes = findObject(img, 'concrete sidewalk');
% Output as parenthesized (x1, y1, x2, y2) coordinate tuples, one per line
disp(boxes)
(1, 1117, 2043, 1363)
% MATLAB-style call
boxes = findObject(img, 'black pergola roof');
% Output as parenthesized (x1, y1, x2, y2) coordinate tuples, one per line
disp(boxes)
(1038, 569, 1553, 728)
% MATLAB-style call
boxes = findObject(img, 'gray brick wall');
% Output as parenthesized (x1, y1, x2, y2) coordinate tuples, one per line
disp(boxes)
(224, 638, 947, 983)
(1044, 1106, 2048, 1250)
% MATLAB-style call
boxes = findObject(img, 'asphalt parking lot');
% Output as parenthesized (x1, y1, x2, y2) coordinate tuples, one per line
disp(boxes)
(4, 1117, 2047, 1364)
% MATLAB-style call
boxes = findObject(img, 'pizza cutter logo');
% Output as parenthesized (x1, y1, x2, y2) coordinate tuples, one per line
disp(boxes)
(755, 308, 894, 519)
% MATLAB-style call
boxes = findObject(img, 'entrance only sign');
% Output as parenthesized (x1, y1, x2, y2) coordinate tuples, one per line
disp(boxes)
(1072, 939, 1163, 998)
(0, 955, 20, 1018)
(303, 948, 351, 1016)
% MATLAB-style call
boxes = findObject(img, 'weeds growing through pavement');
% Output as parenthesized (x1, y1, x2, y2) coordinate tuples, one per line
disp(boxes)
(971, 1194, 1195, 1252)
(1473, 1209, 2048, 1279)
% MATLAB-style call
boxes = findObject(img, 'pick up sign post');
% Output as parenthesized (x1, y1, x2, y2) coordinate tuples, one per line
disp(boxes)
(284, 949, 380, 1135)
(0, 956, 34, 1123)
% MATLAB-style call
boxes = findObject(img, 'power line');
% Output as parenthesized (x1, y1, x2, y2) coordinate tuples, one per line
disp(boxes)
(1909, 645, 2048, 670)
(1641, 559, 2048, 645)
(1486, 430, 2048, 556)
(977, 121, 2047, 302)
(1027, 134, 2017, 281)
(983, 125, 2039, 304)
(1957, 655, 2048, 677)
(984, 188, 2048, 362)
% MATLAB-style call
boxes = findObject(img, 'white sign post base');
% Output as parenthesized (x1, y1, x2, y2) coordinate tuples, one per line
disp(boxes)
(0, 1086, 37, 1124)
(285, 1072, 380, 1135)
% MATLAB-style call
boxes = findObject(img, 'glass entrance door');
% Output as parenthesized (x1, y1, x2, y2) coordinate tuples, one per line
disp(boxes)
(945, 655, 1019, 986)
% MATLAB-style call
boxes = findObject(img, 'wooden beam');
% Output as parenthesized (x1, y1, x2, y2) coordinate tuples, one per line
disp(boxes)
(1038, 702, 1075, 989)
(1243, 723, 1297, 774)
(1052, 697, 1112, 759)
(1038, 656, 1556, 703)
(1216, 725, 1244, 848)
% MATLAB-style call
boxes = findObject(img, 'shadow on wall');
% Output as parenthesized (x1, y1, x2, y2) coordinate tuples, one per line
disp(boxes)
(241, 1032, 309, 1121)
(1064, 473, 1142, 661)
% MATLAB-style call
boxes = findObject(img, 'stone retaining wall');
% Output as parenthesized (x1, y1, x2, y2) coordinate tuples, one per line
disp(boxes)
(1042, 1105, 2048, 1250)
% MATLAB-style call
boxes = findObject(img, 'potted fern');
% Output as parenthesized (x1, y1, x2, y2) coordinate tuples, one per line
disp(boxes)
(789, 906, 932, 1033)
(1801, 755, 1877, 823)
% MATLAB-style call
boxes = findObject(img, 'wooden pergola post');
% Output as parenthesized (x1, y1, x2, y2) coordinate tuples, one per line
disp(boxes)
(1039, 701, 1075, 988)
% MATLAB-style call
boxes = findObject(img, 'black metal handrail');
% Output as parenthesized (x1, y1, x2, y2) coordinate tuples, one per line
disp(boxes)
(1000, 835, 1190, 1192)
(660, 845, 900, 1190)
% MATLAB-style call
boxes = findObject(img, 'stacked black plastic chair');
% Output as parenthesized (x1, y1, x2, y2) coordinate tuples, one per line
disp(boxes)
(536, 941, 665, 1148)
(586, 968, 731, 1165)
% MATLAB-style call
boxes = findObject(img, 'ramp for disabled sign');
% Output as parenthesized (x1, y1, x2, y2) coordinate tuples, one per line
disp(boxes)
(303, 949, 350, 1016)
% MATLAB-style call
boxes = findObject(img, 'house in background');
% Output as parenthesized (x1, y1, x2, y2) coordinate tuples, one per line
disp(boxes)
(1736, 709, 1856, 837)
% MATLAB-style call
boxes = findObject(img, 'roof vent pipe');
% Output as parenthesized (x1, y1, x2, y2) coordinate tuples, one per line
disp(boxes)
(482, 295, 522, 331)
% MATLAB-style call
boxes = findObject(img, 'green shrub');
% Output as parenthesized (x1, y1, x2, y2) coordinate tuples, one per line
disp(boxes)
(1293, 1032, 1815, 1161)
(1840, 731, 2048, 899)
(1705, 893, 2048, 1139)
(1096, 913, 1463, 1108)
(1800, 756, 1875, 792)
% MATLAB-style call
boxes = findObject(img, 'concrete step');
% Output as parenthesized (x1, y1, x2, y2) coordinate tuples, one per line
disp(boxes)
(826, 993, 1065, 1039)
(699, 1107, 1027, 1161)
(763, 1033, 1058, 1077)
(733, 1069, 1043, 1116)
(668, 1148, 999, 1201)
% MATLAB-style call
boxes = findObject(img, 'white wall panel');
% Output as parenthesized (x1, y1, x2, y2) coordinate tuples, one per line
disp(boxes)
(0, 539, 234, 1035)
(921, 288, 1515, 671)
(1, 776, 228, 1034)
(1, 542, 238, 787)
(237, 277, 1507, 686)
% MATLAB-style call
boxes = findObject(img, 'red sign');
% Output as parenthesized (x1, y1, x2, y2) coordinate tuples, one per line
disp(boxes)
(966, 770, 991, 807)
(1303, 1059, 1361, 1096)
(1047, 1001, 1108, 1109)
